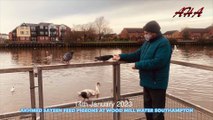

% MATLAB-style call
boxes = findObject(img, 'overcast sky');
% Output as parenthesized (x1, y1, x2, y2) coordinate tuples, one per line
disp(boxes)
(0, 0, 212, 34)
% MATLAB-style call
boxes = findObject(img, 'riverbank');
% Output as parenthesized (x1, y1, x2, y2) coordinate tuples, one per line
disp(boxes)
(0, 41, 141, 48)
(0, 41, 213, 48)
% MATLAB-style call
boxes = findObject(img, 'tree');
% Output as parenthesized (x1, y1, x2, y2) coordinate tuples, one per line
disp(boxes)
(103, 27, 113, 35)
(67, 16, 112, 42)
(94, 16, 112, 41)
(73, 23, 96, 42)
(63, 30, 77, 44)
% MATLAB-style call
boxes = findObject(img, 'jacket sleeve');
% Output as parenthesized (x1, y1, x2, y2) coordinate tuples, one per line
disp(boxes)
(135, 41, 171, 70)
(119, 48, 141, 63)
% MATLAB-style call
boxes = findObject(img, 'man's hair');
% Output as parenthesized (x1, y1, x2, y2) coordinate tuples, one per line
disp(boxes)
(143, 20, 161, 34)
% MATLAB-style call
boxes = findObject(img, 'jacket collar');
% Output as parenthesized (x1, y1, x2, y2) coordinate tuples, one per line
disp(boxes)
(149, 32, 162, 43)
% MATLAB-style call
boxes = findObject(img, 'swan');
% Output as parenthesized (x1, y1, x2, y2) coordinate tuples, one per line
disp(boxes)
(78, 82, 101, 102)
(45, 54, 53, 61)
(174, 45, 179, 52)
(11, 86, 15, 92)
(43, 54, 53, 64)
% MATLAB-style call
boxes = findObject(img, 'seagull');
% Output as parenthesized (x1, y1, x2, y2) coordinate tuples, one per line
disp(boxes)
(78, 82, 101, 102)
(95, 55, 113, 62)
(62, 51, 74, 64)
(11, 86, 15, 93)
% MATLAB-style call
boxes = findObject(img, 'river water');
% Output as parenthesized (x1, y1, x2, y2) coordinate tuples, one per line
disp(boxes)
(0, 45, 212, 113)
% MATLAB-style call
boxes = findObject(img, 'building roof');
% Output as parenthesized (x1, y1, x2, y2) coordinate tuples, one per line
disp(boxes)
(206, 25, 213, 31)
(25, 23, 38, 27)
(55, 24, 71, 29)
(182, 28, 207, 33)
(123, 28, 143, 33)
(20, 23, 29, 27)
(39, 22, 52, 26)
(19, 23, 38, 27)
(164, 30, 178, 35)
(72, 31, 85, 34)
(10, 22, 71, 34)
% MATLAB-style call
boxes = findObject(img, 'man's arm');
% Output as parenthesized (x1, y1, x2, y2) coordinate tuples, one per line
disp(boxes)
(119, 48, 141, 63)
(135, 42, 171, 70)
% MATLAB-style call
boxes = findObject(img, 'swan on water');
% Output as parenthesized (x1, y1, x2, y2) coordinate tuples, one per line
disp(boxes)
(174, 45, 179, 52)
(11, 86, 15, 92)
(78, 82, 101, 102)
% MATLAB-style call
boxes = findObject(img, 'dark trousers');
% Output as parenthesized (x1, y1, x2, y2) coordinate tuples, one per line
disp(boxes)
(143, 87, 166, 120)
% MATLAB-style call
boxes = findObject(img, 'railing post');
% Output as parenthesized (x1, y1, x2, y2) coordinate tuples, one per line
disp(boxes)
(113, 62, 121, 120)
(37, 68, 44, 120)
(29, 70, 36, 120)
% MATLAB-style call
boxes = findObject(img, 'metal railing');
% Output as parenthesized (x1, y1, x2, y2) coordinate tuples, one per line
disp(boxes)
(0, 66, 36, 120)
(0, 60, 213, 120)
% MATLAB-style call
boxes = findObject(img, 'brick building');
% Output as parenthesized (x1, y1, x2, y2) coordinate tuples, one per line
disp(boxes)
(119, 28, 143, 41)
(9, 22, 71, 42)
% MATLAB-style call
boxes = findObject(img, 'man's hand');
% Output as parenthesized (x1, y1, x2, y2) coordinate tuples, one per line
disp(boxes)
(132, 66, 136, 69)
(112, 54, 120, 61)
(132, 64, 138, 69)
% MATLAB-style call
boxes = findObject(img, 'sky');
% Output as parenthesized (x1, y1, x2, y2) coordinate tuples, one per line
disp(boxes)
(0, 0, 213, 34)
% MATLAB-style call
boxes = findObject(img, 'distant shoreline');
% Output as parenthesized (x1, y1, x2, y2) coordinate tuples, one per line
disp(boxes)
(0, 40, 213, 48)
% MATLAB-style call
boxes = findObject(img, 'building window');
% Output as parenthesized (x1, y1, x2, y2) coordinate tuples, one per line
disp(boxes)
(50, 32, 56, 35)
(45, 32, 48, 35)
(31, 32, 36, 35)
(40, 37, 44, 40)
(40, 32, 44, 35)
(31, 37, 36, 41)
(40, 26, 43, 29)
(20, 37, 25, 40)
(26, 31, 29, 34)
(20, 31, 24, 35)
(31, 27, 36, 31)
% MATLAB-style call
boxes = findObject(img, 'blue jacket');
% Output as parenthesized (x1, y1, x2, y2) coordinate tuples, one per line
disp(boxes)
(120, 35, 172, 89)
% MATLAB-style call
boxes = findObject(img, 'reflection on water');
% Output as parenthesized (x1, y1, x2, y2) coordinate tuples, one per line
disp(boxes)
(171, 45, 213, 66)
(0, 45, 212, 67)
(0, 47, 123, 68)
(0, 45, 212, 113)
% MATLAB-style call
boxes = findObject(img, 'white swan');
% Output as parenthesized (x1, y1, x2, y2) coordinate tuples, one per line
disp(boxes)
(78, 82, 101, 101)
(174, 45, 179, 52)
(11, 86, 15, 92)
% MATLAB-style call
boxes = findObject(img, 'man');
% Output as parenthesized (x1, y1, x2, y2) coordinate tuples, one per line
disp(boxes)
(113, 20, 172, 120)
